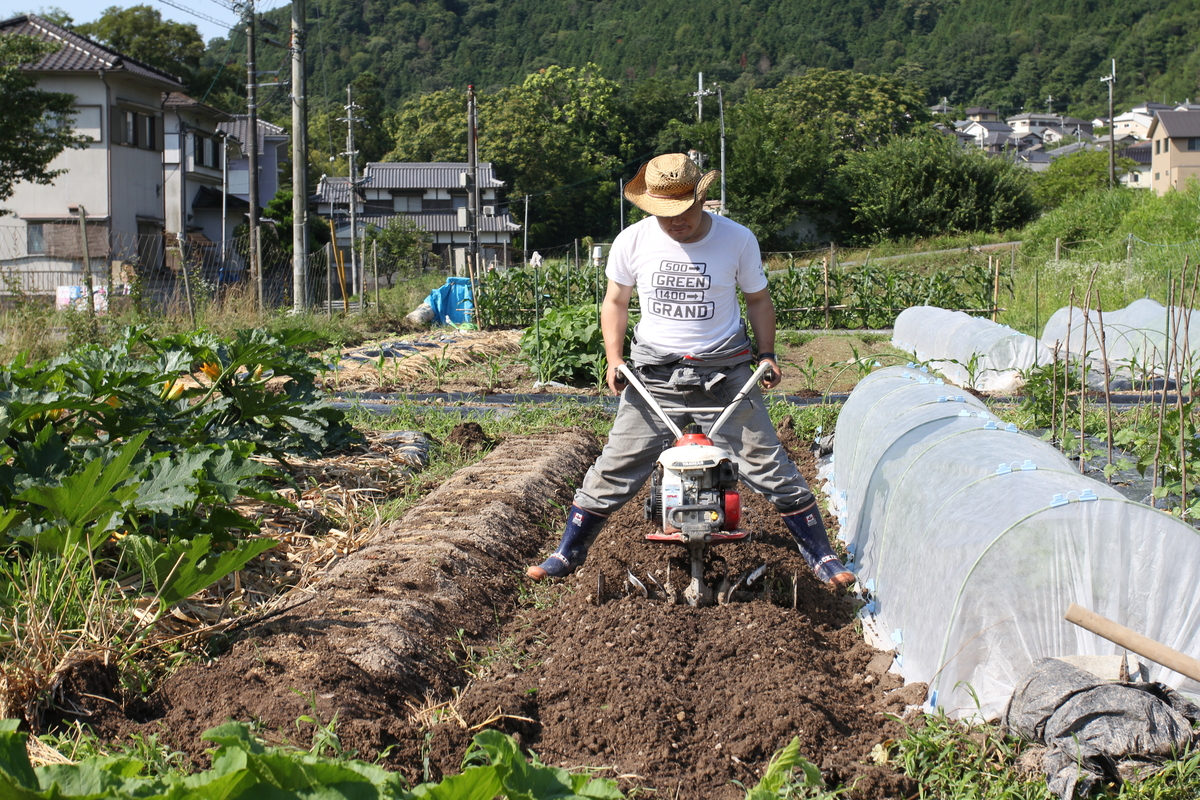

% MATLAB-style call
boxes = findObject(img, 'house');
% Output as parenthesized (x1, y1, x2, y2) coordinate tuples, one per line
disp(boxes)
(0, 14, 185, 292)
(1007, 113, 1094, 137)
(162, 92, 241, 272)
(961, 120, 1014, 154)
(217, 116, 288, 216)
(312, 161, 520, 271)
(1146, 110, 1200, 195)
(1122, 141, 1152, 189)
(1041, 125, 1095, 146)
(965, 106, 1000, 122)
(1111, 102, 1174, 140)
(929, 101, 954, 116)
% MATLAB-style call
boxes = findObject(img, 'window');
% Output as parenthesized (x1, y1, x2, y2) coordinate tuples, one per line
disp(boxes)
(394, 193, 422, 212)
(124, 110, 136, 145)
(364, 199, 393, 214)
(1155, 140, 1160, 155)
(27, 224, 45, 255)
(1155, 173, 1160, 181)
(1189, 138, 1200, 151)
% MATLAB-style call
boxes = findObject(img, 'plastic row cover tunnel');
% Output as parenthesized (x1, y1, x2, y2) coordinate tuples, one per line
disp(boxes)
(892, 306, 1051, 392)
(1041, 298, 1200, 378)
(825, 365, 1200, 719)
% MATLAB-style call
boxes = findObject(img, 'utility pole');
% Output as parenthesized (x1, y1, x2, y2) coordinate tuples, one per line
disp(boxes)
(696, 72, 704, 122)
(690, 82, 726, 214)
(1102, 59, 1116, 189)
(245, 0, 262, 311)
(716, 84, 726, 215)
(341, 85, 361, 307)
(465, 85, 480, 324)
(291, 0, 309, 310)
(467, 86, 480, 281)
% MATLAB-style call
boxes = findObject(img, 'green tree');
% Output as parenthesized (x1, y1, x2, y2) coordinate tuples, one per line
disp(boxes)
(362, 216, 430, 286)
(76, 5, 204, 89)
(721, 69, 930, 246)
(383, 65, 632, 247)
(835, 134, 1038, 242)
(1032, 149, 1137, 210)
(0, 34, 83, 211)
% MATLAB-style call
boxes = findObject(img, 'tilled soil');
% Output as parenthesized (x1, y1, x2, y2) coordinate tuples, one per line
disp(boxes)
(70, 421, 920, 797)
(425, 420, 920, 798)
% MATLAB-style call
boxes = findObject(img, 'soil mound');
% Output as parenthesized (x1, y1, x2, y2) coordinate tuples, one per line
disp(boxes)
(123, 430, 601, 780)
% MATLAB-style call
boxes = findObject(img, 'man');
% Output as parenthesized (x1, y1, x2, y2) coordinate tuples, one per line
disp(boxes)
(527, 153, 853, 590)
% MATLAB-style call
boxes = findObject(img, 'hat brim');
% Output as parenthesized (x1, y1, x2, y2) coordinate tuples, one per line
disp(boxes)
(624, 165, 720, 216)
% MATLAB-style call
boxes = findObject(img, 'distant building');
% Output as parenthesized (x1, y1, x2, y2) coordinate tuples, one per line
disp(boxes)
(1146, 111, 1200, 194)
(1007, 113, 1094, 138)
(965, 107, 1000, 122)
(0, 14, 184, 287)
(1111, 102, 1175, 140)
(1122, 141, 1152, 189)
(162, 93, 235, 264)
(962, 120, 1014, 154)
(313, 162, 520, 270)
(217, 116, 288, 216)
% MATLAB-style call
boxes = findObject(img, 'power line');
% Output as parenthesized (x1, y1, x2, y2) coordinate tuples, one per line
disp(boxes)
(152, 0, 236, 31)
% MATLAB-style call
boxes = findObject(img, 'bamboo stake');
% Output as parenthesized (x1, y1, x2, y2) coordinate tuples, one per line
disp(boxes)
(1095, 290, 1114, 471)
(1061, 288, 1075, 448)
(1050, 341, 1060, 435)
(991, 255, 1000, 322)
(823, 248, 832, 330)
(1079, 268, 1100, 473)
(1151, 280, 1174, 499)
(1176, 257, 1196, 517)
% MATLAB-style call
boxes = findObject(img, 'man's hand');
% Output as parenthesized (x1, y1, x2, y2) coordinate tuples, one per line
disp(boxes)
(608, 362, 629, 395)
(759, 356, 782, 390)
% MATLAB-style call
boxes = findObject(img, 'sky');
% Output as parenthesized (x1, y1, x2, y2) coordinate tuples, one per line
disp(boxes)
(13, 0, 291, 44)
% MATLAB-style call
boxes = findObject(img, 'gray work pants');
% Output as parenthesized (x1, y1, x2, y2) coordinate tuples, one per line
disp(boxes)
(573, 361, 815, 515)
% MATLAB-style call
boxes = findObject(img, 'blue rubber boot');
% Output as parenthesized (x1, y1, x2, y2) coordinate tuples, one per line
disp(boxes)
(781, 502, 855, 590)
(527, 505, 608, 580)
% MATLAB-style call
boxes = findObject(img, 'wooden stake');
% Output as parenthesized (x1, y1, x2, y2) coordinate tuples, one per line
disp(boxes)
(991, 255, 1000, 322)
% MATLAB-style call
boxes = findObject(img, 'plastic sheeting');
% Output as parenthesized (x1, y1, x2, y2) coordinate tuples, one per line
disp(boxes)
(825, 365, 1200, 719)
(892, 306, 1051, 392)
(1004, 657, 1200, 799)
(1041, 298, 1200, 377)
(424, 277, 475, 326)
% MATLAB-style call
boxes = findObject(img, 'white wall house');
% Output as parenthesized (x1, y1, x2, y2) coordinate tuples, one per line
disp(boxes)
(0, 14, 186, 292)
(217, 116, 288, 215)
(162, 92, 242, 275)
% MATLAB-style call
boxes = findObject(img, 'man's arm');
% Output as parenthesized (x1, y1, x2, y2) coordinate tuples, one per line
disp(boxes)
(743, 287, 782, 389)
(602, 279, 634, 394)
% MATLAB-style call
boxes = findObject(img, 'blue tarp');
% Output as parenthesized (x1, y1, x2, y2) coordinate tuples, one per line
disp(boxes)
(425, 277, 474, 326)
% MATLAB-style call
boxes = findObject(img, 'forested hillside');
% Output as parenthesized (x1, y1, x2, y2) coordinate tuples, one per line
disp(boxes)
(243, 0, 1200, 117)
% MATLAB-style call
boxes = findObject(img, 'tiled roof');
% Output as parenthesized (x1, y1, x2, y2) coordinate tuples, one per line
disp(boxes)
(1155, 110, 1200, 139)
(353, 212, 520, 234)
(217, 116, 287, 156)
(163, 92, 230, 121)
(1124, 141, 1152, 165)
(365, 162, 506, 190)
(313, 176, 360, 205)
(0, 14, 184, 89)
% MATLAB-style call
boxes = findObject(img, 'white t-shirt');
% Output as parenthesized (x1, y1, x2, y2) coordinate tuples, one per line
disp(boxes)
(607, 213, 767, 355)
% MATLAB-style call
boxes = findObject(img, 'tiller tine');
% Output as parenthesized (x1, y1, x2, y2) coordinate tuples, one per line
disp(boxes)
(682, 542, 712, 607)
(626, 570, 649, 599)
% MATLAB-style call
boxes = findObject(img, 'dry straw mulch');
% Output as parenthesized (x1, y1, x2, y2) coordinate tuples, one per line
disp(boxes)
(324, 329, 522, 391)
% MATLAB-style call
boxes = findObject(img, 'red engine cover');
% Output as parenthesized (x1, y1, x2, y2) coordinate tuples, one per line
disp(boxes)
(722, 490, 741, 530)
(674, 432, 713, 447)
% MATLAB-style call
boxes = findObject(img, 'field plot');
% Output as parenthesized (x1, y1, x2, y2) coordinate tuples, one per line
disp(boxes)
(43, 423, 917, 797)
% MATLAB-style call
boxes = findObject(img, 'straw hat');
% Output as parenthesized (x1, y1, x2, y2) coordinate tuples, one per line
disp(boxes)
(624, 153, 719, 216)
